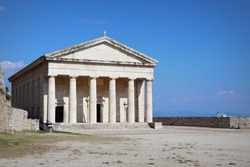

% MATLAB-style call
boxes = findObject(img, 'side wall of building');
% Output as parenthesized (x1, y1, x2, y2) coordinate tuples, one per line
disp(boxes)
(11, 62, 48, 121)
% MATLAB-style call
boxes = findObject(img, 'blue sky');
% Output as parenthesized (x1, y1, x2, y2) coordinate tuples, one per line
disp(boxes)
(0, 0, 250, 116)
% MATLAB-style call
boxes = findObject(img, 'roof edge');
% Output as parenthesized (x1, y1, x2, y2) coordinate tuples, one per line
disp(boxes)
(45, 57, 157, 67)
(8, 56, 45, 82)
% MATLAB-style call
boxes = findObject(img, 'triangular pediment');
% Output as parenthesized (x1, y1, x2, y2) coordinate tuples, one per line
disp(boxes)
(60, 42, 143, 63)
(45, 36, 158, 66)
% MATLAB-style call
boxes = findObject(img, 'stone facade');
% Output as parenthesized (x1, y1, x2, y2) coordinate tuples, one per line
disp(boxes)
(8, 61, 46, 120)
(9, 35, 158, 127)
(153, 117, 250, 128)
(0, 105, 39, 133)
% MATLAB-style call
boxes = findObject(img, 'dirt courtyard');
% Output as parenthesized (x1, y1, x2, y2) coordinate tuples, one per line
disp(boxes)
(1, 126, 250, 167)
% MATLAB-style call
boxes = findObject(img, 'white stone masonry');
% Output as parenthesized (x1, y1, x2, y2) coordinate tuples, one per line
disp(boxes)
(69, 76, 77, 123)
(89, 77, 97, 123)
(146, 80, 153, 122)
(109, 78, 116, 123)
(47, 76, 55, 123)
(128, 79, 135, 123)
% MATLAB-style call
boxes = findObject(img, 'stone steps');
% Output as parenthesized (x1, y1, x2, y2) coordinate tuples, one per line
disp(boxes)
(52, 122, 155, 131)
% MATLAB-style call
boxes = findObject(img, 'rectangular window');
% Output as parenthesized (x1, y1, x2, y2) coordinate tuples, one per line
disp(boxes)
(27, 82, 30, 101)
(37, 78, 40, 98)
(31, 107, 34, 119)
(19, 86, 21, 103)
(15, 88, 18, 105)
(12, 88, 15, 105)
(23, 84, 25, 103)
(32, 80, 34, 101)
(37, 106, 40, 120)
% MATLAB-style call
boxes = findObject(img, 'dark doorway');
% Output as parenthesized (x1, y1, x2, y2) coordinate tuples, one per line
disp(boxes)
(56, 106, 63, 123)
(97, 104, 101, 122)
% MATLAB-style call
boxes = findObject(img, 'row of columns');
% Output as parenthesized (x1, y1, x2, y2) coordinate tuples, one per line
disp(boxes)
(47, 76, 153, 124)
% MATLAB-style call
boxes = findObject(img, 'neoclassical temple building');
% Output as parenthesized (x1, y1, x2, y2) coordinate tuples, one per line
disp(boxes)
(9, 35, 158, 126)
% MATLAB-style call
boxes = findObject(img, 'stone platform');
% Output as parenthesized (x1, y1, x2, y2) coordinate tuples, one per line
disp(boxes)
(50, 122, 161, 131)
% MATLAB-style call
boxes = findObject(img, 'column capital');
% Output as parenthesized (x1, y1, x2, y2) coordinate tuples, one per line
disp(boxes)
(69, 75, 78, 79)
(48, 75, 57, 78)
(109, 77, 117, 80)
(146, 78, 154, 81)
(90, 76, 99, 79)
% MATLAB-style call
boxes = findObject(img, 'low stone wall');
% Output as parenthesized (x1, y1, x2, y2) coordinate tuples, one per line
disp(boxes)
(153, 117, 250, 129)
(11, 108, 39, 132)
(230, 117, 250, 129)
(0, 105, 39, 133)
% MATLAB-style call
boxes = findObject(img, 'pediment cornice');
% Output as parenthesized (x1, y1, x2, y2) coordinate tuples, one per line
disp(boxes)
(45, 57, 155, 67)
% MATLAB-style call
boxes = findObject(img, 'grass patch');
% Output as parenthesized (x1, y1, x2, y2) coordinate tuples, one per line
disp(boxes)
(0, 130, 123, 158)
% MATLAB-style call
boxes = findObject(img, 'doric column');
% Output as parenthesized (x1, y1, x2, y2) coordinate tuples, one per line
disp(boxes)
(69, 76, 77, 123)
(128, 79, 135, 123)
(146, 79, 153, 122)
(109, 78, 116, 123)
(43, 82, 48, 123)
(138, 80, 145, 122)
(63, 107, 68, 123)
(47, 75, 55, 123)
(89, 77, 97, 123)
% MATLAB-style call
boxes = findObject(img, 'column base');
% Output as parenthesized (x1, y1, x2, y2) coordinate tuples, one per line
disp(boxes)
(148, 122, 162, 129)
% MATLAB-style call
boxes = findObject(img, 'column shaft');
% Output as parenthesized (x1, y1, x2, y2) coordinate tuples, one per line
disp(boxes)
(128, 79, 135, 123)
(69, 76, 77, 123)
(43, 82, 48, 123)
(109, 78, 116, 123)
(47, 76, 55, 123)
(89, 77, 97, 123)
(63, 108, 68, 123)
(138, 80, 145, 122)
(146, 80, 153, 122)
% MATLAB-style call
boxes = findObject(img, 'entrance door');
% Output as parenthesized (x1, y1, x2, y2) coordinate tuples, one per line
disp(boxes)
(55, 106, 63, 123)
(97, 104, 101, 123)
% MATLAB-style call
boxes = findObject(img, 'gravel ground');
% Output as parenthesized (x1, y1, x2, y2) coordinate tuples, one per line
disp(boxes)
(1, 126, 250, 167)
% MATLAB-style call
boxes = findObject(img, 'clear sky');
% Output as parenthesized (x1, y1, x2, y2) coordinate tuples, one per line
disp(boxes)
(1, 0, 250, 116)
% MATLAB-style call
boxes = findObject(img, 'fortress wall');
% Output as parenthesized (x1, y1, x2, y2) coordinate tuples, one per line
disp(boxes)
(153, 117, 250, 129)
(0, 106, 39, 133)
(230, 117, 250, 129)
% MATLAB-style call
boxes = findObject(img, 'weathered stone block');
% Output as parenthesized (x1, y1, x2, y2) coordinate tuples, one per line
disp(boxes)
(148, 122, 162, 129)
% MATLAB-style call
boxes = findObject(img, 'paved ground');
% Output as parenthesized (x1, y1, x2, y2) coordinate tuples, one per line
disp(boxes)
(1, 126, 250, 167)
